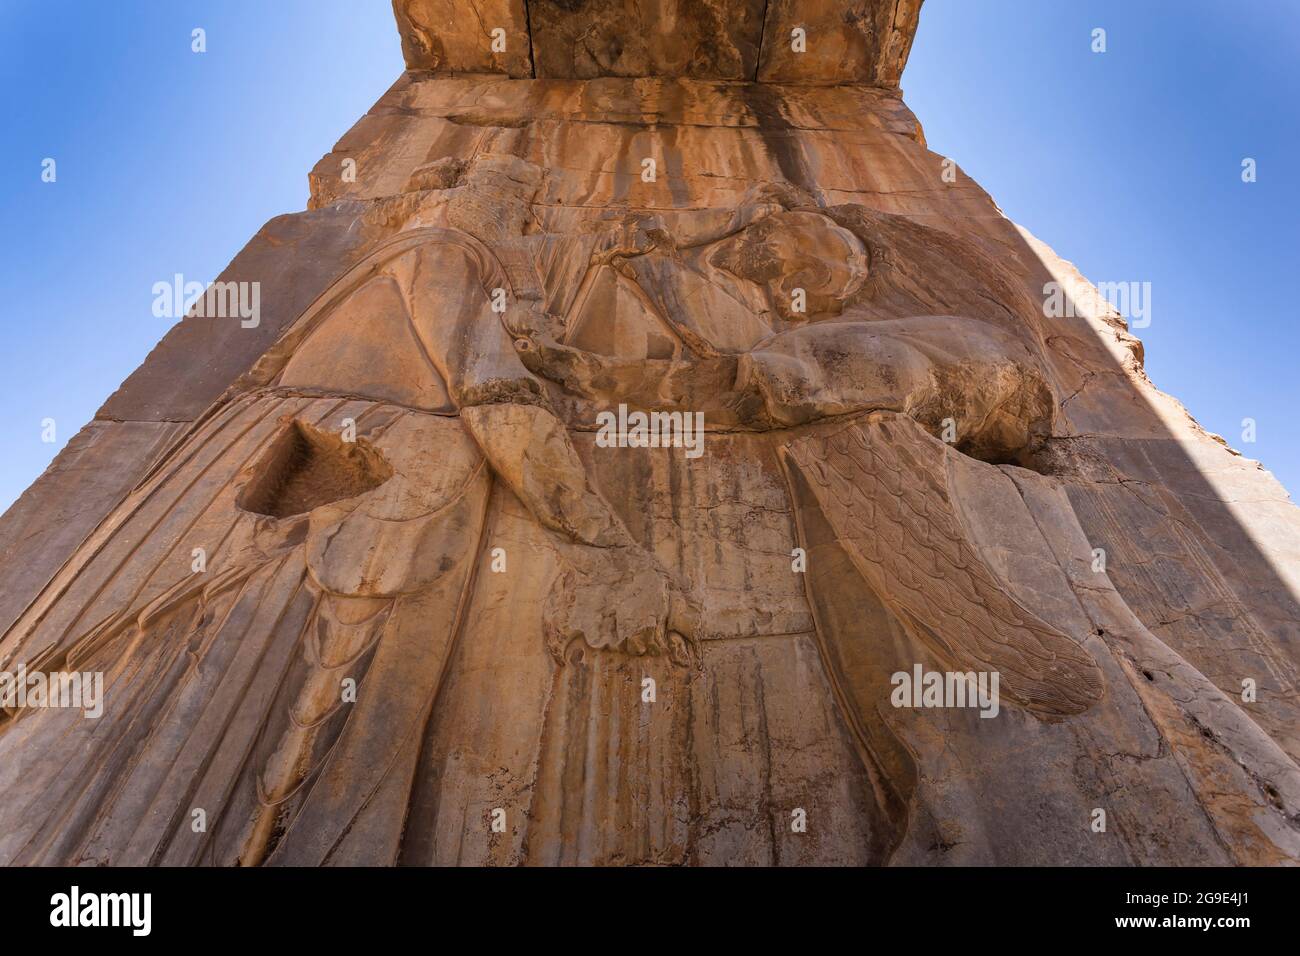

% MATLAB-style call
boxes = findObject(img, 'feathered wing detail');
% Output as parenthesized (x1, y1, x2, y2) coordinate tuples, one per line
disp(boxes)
(782, 415, 1103, 719)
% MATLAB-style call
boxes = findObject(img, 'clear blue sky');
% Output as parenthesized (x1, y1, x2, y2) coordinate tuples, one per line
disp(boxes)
(0, 1, 400, 512)
(0, 0, 1296, 513)
(905, 0, 1300, 494)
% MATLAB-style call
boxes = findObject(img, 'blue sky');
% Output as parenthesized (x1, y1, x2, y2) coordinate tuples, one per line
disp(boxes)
(0, 0, 1296, 513)
(905, 0, 1300, 493)
(0, 2, 400, 511)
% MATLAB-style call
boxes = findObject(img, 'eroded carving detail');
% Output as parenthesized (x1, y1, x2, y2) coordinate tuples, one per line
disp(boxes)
(1, 1, 1297, 868)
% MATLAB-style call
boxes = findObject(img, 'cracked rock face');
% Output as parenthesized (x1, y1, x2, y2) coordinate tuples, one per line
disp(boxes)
(1, 0, 1297, 866)
(393, 0, 921, 85)
(528, 0, 766, 80)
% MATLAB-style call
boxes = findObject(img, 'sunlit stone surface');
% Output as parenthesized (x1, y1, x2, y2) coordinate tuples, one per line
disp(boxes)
(0, 0, 1297, 866)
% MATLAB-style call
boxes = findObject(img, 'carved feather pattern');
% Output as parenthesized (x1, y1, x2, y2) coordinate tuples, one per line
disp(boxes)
(783, 415, 1103, 718)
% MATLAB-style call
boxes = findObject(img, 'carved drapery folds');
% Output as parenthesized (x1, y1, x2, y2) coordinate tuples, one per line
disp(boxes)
(1, 0, 1298, 866)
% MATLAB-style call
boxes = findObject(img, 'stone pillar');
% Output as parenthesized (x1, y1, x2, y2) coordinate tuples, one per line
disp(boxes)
(0, 1, 1296, 867)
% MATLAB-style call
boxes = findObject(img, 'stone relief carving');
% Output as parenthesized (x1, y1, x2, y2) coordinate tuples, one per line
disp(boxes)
(1, 1, 1297, 867)
(9, 143, 1290, 868)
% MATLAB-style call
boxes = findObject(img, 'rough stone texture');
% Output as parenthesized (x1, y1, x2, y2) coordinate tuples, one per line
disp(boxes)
(758, 0, 922, 87)
(393, 0, 533, 77)
(392, 0, 920, 86)
(528, 0, 766, 80)
(1, 0, 1297, 866)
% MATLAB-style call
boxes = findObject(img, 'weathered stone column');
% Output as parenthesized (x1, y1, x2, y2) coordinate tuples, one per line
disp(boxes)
(0, 1, 1297, 866)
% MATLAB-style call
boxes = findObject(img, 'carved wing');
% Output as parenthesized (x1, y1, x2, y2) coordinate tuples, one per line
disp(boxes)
(781, 414, 1103, 718)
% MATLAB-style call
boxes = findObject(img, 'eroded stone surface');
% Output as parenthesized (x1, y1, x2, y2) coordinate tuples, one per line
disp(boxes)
(528, 0, 766, 80)
(757, 0, 922, 87)
(394, 0, 533, 76)
(0, 0, 1297, 866)
(392, 0, 921, 85)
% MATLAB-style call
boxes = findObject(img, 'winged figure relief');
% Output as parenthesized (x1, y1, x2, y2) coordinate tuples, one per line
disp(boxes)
(3, 167, 1296, 866)
(0, 221, 695, 866)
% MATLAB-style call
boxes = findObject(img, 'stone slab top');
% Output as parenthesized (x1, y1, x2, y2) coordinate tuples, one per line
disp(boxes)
(392, 0, 923, 87)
